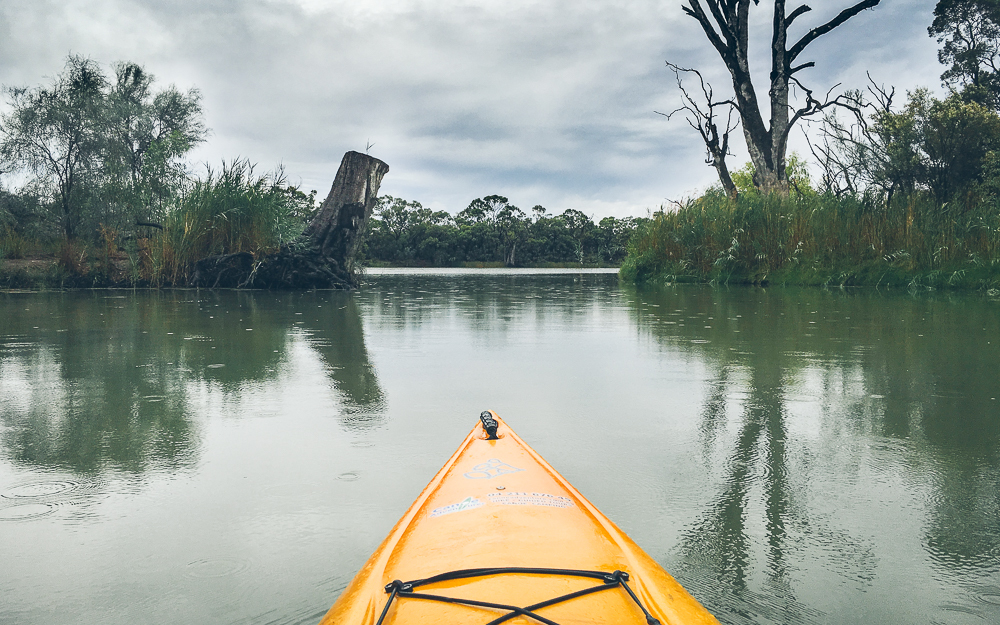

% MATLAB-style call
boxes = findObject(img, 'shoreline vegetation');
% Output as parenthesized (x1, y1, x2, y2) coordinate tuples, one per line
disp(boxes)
(0, 158, 314, 289)
(363, 261, 620, 269)
(619, 0, 1000, 293)
(620, 190, 1000, 292)
(5, 179, 1000, 290)
(0, 258, 622, 290)
(0, 56, 637, 290)
(0, 189, 635, 289)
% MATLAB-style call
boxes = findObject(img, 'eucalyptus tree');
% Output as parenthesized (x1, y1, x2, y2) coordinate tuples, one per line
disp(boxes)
(0, 55, 107, 238)
(557, 209, 595, 264)
(596, 216, 640, 265)
(929, 0, 1000, 107)
(457, 195, 528, 265)
(680, 0, 882, 194)
(102, 62, 206, 229)
(0, 55, 206, 240)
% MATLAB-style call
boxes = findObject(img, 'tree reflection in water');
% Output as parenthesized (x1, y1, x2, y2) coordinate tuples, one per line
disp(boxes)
(0, 290, 384, 475)
(294, 294, 385, 427)
(625, 285, 999, 625)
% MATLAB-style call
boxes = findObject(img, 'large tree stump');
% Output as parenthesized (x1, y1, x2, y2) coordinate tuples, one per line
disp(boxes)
(190, 151, 389, 289)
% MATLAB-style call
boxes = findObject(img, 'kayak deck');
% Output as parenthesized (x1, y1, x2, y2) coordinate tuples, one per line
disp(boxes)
(320, 412, 719, 625)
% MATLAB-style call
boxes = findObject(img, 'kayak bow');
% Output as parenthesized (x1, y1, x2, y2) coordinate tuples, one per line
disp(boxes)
(320, 411, 719, 625)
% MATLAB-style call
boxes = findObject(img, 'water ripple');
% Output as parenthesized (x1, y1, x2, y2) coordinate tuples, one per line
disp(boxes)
(185, 558, 252, 579)
(1, 479, 81, 499)
(0, 502, 58, 521)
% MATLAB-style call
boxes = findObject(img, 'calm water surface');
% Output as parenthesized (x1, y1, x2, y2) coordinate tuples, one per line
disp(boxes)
(1, 270, 998, 625)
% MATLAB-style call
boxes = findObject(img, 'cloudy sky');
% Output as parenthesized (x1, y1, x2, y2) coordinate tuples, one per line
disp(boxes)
(1, 0, 944, 218)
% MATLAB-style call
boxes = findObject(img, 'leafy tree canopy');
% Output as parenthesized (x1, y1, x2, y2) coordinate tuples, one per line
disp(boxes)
(929, 0, 1000, 107)
(364, 195, 641, 267)
(0, 55, 206, 240)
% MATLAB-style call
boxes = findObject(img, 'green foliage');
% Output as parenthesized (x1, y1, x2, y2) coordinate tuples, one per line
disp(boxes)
(100, 62, 206, 230)
(0, 186, 48, 242)
(730, 153, 814, 198)
(621, 190, 1000, 289)
(363, 196, 640, 267)
(145, 160, 305, 285)
(0, 56, 107, 239)
(455, 195, 528, 265)
(818, 89, 1000, 202)
(895, 91, 1000, 200)
(0, 55, 205, 242)
(0, 227, 33, 259)
(929, 0, 1000, 107)
(281, 185, 319, 224)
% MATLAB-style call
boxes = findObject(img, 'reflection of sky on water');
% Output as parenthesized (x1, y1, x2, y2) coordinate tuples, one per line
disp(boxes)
(0, 277, 997, 625)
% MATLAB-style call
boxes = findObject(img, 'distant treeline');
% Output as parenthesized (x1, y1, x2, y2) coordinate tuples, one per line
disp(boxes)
(362, 195, 643, 267)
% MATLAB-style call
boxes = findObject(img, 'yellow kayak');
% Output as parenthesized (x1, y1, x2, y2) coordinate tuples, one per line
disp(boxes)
(320, 412, 719, 625)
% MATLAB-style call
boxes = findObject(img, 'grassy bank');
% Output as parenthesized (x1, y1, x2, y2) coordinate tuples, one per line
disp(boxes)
(620, 190, 1000, 291)
(361, 260, 619, 269)
(1, 161, 305, 290)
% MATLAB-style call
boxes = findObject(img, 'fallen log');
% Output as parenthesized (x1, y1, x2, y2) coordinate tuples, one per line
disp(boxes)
(190, 151, 389, 289)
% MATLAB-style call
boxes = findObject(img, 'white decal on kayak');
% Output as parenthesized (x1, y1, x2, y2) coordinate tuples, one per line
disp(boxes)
(487, 492, 575, 508)
(430, 497, 484, 517)
(463, 459, 524, 480)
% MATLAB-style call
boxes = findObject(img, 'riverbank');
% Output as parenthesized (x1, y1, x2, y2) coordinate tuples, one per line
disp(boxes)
(0, 255, 620, 289)
(0, 254, 136, 289)
(362, 260, 619, 269)
(621, 190, 1000, 291)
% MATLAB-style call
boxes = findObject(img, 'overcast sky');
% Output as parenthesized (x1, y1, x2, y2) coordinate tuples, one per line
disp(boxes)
(0, 0, 944, 218)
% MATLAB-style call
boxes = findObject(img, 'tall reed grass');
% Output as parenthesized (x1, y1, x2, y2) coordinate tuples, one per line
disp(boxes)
(142, 160, 304, 285)
(0, 227, 53, 259)
(621, 190, 1000, 289)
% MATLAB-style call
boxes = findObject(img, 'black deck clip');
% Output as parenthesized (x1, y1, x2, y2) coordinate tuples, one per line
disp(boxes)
(604, 570, 629, 583)
(384, 580, 411, 593)
(480, 411, 499, 439)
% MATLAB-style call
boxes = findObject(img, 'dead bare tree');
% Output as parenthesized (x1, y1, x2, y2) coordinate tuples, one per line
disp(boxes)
(659, 62, 740, 198)
(682, 0, 882, 193)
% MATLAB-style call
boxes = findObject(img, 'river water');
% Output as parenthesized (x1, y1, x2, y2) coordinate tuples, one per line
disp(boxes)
(1, 269, 998, 625)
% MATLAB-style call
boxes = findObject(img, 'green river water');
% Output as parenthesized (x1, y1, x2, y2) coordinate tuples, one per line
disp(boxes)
(1, 269, 998, 625)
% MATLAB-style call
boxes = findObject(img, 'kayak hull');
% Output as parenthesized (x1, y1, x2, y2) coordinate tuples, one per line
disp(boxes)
(320, 413, 719, 625)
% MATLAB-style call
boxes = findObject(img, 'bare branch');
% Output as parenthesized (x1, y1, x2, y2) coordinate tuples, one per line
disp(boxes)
(784, 76, 846, 144)
(789, 61, 816, 76)
(683, 1, 735, 61)
(789, 0, 881, 62)
(787, 4, 812, 26)
(865, 71, 895, 112)
(661, 60, 740, 197)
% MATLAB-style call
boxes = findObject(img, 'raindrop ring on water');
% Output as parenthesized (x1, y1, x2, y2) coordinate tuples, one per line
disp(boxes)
(185, 558, 252, 578)
(0, 502, 58, 521)
(2, 480, 80, 499)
